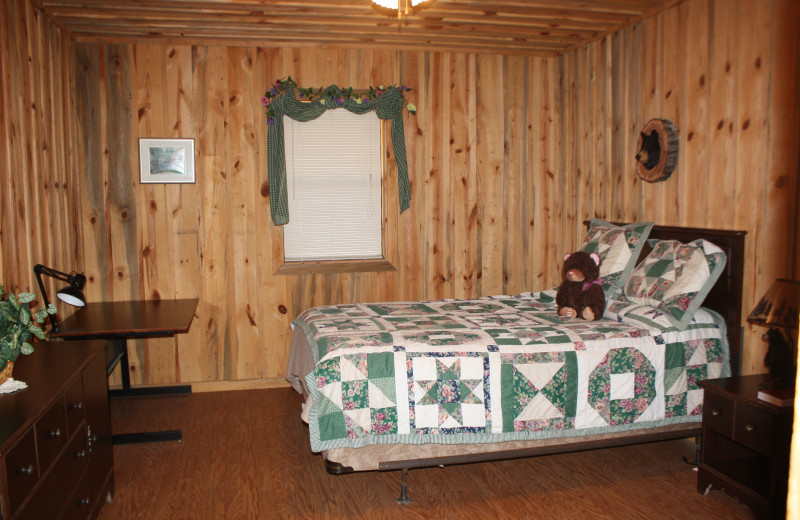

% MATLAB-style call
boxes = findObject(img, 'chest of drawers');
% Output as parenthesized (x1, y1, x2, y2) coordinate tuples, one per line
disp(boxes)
(698, 375, 793, 520)
(0, 341, 114, 520)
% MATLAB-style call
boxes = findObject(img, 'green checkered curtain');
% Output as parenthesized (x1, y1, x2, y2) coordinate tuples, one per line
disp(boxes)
(266, 84, 411, 226)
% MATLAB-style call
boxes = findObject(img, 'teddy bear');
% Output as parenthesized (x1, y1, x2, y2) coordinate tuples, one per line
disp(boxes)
(556, 251, 606, 321)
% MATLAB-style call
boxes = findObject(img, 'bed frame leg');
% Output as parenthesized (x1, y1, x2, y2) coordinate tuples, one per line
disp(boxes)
(682, 435, 701, 466)
(396, 468, 412, 504)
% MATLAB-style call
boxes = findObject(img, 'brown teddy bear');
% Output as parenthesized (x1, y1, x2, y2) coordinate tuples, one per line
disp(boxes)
(556, 251, 605, 321)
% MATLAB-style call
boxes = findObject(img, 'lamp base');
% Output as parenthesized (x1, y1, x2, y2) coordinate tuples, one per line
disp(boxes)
(761, 328, 797, 389)
(759, 374, 796, 390)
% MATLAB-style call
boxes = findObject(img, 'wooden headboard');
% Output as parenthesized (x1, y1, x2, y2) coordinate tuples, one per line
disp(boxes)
(585, 222, 747, 375)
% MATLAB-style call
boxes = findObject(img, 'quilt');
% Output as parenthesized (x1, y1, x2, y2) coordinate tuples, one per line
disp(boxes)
(294, 290, 729, 453)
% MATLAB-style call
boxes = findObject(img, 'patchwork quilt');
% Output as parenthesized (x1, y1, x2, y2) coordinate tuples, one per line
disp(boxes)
(294, 290, 729, 453)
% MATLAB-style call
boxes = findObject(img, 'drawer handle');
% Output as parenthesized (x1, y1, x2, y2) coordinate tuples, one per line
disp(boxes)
(744, 424, 757, 433)
(69, 401, 84, 410)
(78, 497, 91, 506)
(75, 449, 88, 458)
(18, 464, 34, 476)
(711, 410, 721, 417)
(48, 428, 63, 438)
(87, 427, 97, 452)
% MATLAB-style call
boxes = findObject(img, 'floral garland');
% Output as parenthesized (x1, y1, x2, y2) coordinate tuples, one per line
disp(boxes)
(260, 76, 416, 125)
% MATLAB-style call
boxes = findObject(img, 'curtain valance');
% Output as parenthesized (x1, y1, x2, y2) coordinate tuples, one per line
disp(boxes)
(265, 83, 412, 226)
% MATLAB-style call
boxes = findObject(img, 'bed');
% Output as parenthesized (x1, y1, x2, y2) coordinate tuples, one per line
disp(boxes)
(286, 221, 746, 496)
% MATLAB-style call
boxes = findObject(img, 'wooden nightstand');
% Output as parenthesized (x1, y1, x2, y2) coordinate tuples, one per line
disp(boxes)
(698, 375, 793, 520)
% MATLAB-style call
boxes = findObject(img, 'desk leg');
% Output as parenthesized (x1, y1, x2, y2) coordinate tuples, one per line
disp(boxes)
(105, 339, 191, 445)
(107, 339, 192, 398)
(112, 430, 183, 445)
(119, 340, 131, 390)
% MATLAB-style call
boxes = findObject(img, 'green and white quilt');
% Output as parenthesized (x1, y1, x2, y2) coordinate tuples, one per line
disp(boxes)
(294, 290, 729, 453)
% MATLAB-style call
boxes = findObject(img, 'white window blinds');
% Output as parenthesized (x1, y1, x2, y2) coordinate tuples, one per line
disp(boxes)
(283, 109, 383, 262)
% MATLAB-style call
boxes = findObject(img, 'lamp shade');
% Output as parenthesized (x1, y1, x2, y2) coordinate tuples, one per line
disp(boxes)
(747, 278, 800, 329)
(33, 264, 88, 332)
(57, 284, 86, 307)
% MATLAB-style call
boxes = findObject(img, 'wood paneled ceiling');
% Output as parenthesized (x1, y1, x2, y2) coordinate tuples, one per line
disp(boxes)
(37, 0, 684, 56)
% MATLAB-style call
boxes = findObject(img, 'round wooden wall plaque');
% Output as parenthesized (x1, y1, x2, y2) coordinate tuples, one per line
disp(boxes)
(636, 118, 678, 182)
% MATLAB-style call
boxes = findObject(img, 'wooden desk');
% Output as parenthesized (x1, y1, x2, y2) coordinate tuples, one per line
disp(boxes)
(50, 299, 199, 445)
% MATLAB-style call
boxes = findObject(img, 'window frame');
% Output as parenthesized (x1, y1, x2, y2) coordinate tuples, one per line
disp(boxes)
(272, 119, 399, 275)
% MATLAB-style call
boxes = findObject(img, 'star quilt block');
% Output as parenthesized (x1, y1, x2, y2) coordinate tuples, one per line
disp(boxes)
(409, 353, 488, 432)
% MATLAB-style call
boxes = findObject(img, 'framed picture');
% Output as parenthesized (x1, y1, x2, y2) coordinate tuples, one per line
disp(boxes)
(139, 138, 195, 183)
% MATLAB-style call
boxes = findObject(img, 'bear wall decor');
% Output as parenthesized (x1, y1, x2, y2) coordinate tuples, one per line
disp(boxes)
(636, 118, 679, 182)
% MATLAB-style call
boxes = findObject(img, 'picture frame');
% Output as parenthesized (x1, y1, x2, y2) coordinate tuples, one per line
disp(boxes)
(139, 138, 195, 183)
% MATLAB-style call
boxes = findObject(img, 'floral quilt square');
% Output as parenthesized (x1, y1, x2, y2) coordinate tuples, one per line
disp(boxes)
(409, 353, 489, 432)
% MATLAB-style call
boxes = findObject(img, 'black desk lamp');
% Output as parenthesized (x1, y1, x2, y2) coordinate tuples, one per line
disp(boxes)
(33, 264, 87, 332)
(747, 279, 800, 389)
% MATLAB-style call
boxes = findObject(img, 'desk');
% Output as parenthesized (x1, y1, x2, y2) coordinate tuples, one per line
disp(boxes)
(50, 299, 199, 445)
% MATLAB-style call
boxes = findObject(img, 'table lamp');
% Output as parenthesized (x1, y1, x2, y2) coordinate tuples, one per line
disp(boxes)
(33, 264, 87, 332)
(747, 278, 800, 389)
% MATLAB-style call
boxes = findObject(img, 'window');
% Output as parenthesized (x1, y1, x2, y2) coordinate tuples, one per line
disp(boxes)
(275, 110, 398, 274)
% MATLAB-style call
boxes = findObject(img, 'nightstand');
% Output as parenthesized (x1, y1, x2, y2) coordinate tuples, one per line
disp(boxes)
(698, 374, 793, 520)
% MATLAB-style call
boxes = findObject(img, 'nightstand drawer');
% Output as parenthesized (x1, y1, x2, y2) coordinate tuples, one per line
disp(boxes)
(703, 391, 733, 435)
(734, 402, 774, 456)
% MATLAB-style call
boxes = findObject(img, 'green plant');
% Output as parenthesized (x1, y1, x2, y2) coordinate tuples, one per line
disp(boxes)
(0, 286, 56, 368)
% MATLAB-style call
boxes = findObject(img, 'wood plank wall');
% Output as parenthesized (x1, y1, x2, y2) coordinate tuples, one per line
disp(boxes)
(0, 1, 80, 308)
(1, 0, 798, 387)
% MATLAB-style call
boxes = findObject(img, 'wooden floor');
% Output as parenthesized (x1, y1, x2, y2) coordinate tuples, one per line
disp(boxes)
(98, 387, 754, 520)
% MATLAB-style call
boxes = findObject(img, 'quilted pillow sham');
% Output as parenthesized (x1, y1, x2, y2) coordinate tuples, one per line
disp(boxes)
(580, 219, 654, 299)
(622, 239, 727, 330)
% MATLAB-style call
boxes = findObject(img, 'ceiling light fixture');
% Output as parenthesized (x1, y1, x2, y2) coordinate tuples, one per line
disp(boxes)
(371, 0, 434, 20)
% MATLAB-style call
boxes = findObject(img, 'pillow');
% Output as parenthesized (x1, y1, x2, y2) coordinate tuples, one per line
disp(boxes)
(622, 239, 727, 330)
(580, 219, 654, 299)
(604, 298, 721, 333)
